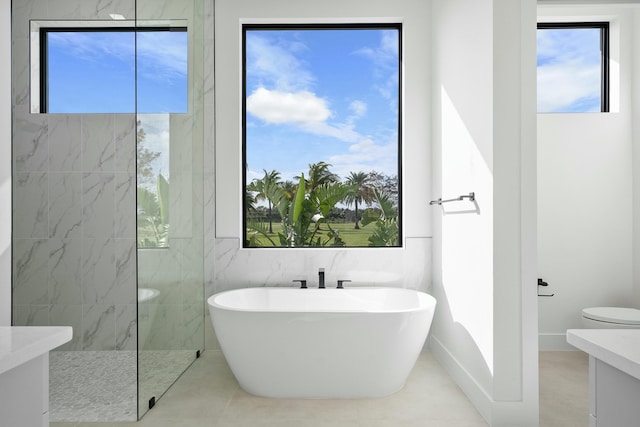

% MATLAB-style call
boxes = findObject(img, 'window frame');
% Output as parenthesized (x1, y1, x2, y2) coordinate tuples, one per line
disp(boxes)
(537, 21, 610, 113)
(38, 25, 187, 114)
(241, 22, 403, 248)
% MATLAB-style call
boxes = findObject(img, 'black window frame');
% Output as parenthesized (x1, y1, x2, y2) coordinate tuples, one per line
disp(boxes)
(39, 26, 187, 114)
(537, 21, 610, 113)
(241, 22, 403, 248)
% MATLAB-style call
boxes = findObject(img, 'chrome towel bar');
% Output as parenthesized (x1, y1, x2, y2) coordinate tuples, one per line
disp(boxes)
(429, 192, 475, 206)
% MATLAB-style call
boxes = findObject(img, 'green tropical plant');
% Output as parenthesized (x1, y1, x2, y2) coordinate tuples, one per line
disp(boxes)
(246, 166, 354, 247)
(276, 174, 353, 247)
(137, 173, 170, 248)
(361, 188, 399, 247)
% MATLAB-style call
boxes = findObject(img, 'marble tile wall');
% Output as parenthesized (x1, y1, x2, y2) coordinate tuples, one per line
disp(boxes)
(12, 113, 138, 351)
(12, 0, 208, 356)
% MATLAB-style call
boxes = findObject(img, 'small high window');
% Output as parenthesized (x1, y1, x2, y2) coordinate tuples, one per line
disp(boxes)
(38, 26, 187, 114)
(537, 22, 609, 113)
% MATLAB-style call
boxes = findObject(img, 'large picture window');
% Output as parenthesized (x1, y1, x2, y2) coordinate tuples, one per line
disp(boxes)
(242, 24, 402, 248)
(537, 22, 609, 113)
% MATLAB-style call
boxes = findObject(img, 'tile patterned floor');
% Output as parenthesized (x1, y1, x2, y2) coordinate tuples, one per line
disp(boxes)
(50, 350, 196, 423)
(51, 350, 590, 426)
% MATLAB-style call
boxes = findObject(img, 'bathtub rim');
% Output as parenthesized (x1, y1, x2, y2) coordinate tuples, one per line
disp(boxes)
(207, 286, 436, 314)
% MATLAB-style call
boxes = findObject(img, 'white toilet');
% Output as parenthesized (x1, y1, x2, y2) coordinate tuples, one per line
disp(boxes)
(582, 307, 640, 329)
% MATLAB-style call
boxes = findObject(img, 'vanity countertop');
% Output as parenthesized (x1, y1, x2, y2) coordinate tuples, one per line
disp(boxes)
(567, 329, 640, 381)
(0, 326, 72, 375)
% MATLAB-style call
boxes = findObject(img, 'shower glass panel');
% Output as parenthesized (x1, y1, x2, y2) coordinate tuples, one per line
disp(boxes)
(135, 0, 205, 419)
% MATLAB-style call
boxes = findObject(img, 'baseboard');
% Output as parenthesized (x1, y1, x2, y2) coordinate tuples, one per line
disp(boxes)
(430, 335, 540, 427)
(539, 333, 574, 351)
(429, 335, 493, 424)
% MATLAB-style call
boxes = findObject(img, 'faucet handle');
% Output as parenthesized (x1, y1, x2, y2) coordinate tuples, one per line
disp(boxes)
(292, 279, 307, 289)
(337, 280, 351, 289)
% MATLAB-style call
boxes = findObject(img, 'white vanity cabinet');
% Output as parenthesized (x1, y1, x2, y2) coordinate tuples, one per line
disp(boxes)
(567, 329, 640, 427)
(0, 327, 72, 427)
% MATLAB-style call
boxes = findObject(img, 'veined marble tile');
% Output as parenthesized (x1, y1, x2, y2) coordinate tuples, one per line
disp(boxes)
(11, 38, 30, 108)
(49, 172, 82, 239)
(169, 172, 193, 239)
(170, 114, 194, 174)
(13, 172, 48, 238)
(147, 304, 181, 350)
(115, 172, 136, 238)
(203, 102, 215, 174)
(82, 237, 117, 305)
(137, 246, 181, 301)
(209, 237, 432, 293)
(14, 113, 48, 172)
(82, 115, 115, 172)
(48, 238, 82, 305)
(115, 115, 136, 173)
(82, 303, 116, 350)
(80, 0, 136, 20)
(11, 0, 46, 38)
(116, 304, 137, 351)
(181, 303, 204, 350)
(46, 0, 82, 19)
(82, 172, 115, 239)
(175, 237, 204, 285)
(49, 304, 83, 350)
(115, 238, 137, 304)
(12, 304, 50, 327)
(204, 238, 216, 299)
(13, 239, 49, 305)
(137, 0, 192, 20)
(203, 173, 216, 240)
(49, 115, 82, 172)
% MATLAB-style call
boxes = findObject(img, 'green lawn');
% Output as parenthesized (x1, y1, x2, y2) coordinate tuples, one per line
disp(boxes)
(247, 222, 374, 247)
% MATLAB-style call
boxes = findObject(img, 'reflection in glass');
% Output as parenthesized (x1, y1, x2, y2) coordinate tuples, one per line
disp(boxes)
(136, 5, 204, 420)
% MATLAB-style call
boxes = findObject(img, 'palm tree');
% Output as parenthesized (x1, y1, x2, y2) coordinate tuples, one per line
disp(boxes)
(247, 169, 282, 234)
(344, 171, 375, 229)
(297, 162, 339, 194)
(280, 180, 297, 201)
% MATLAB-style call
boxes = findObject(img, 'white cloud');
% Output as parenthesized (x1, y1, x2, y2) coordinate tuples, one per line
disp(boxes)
(329, 137, 398, 177)
(537, 28, 602, 112)
(354, 30, 398, 69)
(136, 32, 188, 81)
(247, 88, 331, 124)
(349, 100, 367, 119)
(248, 88, 369, 144)
(246, 34, 314, 92)
(537, 62, 600, 112)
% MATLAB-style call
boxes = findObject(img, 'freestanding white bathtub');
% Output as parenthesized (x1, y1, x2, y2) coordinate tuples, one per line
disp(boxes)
(207, 286, 436, 398)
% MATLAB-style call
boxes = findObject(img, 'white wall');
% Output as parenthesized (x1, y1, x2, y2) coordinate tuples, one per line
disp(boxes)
(431, 0, 538, 425)
(210, 0, 433, 300)
(1, 0, 11, 326)
(633, 7, 640, 309)
(537, 4, 637, 350)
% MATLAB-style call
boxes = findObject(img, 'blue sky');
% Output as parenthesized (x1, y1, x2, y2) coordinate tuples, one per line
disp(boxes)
(47, 29, 188, 180)
(47, 30, 187, 114)
(537, 27, 602, 113)
(244, 28, 400, 184)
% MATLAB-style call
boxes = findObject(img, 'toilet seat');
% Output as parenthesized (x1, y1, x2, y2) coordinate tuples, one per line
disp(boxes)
(582, 307, 640, 325)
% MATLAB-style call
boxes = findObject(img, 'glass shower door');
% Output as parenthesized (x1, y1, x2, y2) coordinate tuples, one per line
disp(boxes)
(135, 0, 205, 418)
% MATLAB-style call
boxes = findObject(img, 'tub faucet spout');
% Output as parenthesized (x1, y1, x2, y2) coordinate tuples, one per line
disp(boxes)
(319, 268, 325, 289)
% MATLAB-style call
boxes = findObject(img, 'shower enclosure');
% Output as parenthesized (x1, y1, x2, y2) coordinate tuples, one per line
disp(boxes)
(11, 0, 205, 421)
